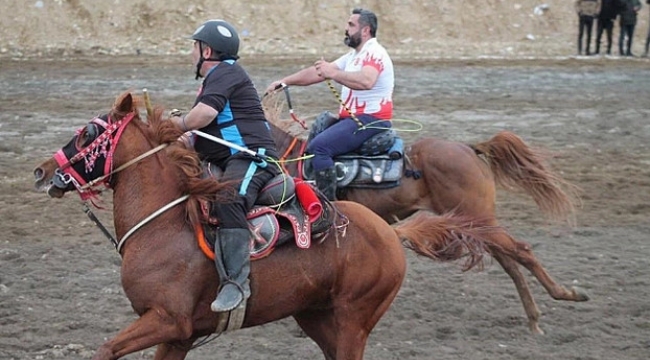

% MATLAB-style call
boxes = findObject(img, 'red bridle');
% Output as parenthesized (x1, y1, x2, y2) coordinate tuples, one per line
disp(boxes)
(52, 112, 136, 200)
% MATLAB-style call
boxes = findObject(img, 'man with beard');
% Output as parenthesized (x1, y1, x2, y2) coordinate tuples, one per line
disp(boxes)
(265, 8, 394, 201)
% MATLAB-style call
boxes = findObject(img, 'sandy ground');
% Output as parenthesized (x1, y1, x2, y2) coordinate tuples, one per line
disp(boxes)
(2, 0, 650, 59)
(0, 55, 649, 359)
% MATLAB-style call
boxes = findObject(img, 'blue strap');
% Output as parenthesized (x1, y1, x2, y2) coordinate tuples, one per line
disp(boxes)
(239, 148, 267, 195)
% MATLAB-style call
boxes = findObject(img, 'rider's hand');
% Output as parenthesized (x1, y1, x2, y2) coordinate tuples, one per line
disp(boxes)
(314, 58, 337, 80)
(265, 81, 284, 96)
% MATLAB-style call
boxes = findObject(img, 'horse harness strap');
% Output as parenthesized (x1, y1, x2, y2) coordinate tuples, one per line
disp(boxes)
(115, 195, 190, 254)
(83, 194, 191, 254)
(80, 143, 169, 192)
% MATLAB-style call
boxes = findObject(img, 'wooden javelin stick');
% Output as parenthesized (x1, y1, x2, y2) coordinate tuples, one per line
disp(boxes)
(143, 88, 154, 118)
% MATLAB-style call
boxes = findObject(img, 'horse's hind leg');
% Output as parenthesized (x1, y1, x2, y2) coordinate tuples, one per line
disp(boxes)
(293, 309, 340, 360)
(491, 250, 544, 334)
(502, 233, 590, 302)
(293, 291, 397, 360)
(490, 231, 590, 334)
(294, 308, 374, 360)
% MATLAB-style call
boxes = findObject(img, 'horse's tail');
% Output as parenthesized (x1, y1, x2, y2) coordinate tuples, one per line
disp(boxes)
(470, 130, 581, 225)
(393, 212, 499, 271)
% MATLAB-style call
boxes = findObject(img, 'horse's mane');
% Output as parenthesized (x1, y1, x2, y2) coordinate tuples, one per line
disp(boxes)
(115, 92, 224, 225)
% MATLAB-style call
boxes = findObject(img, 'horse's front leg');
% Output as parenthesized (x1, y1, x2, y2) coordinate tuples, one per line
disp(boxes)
(91, 308, 193, 360)
(152, 341, 194, 360)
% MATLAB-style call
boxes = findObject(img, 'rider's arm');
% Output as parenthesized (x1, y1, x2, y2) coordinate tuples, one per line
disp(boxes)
(266, 65, 324, 94)
(327, 65, 379, 91)
(170, 102, 218, 131)
(283, 65, 324, 86)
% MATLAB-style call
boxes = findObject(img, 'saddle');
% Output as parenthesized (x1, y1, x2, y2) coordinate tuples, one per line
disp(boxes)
(301, 111, 405, 189)
(197, 165, 333, 261)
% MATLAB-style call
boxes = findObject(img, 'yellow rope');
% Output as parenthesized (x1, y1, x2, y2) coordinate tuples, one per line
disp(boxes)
(324, 80, 424, 133)
(325, 79, 364, 128)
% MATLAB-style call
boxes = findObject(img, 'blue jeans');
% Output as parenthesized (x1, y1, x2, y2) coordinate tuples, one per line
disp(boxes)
(619, 24, 635, 55)
(306, 114, 391, 171)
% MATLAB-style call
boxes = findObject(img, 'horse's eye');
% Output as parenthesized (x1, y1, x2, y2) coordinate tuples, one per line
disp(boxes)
(86, 123, 98, 140)
(76, 124, 98, 149)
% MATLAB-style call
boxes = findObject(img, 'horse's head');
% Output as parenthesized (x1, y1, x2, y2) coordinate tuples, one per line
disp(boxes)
(33, 92, 141, 199)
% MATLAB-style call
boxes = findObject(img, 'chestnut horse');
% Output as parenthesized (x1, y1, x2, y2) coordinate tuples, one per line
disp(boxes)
(265, 102, 589, 334)
(33, 92, 497, 360)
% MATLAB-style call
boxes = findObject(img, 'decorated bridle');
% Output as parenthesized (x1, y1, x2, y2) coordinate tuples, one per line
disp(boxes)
(52, 113, 135, 201)
(52, 112, 168, 203)
(51, 109, 176, 252)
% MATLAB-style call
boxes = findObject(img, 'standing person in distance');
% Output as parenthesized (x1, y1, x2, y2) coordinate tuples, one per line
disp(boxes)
(170, 19, 280, 313)
(618, 0, 642, 56)
(575, 0, 602, 55)
(643, 0, 650, 57)
(595, 0, 624, 55)
(265, 8, 394, 200)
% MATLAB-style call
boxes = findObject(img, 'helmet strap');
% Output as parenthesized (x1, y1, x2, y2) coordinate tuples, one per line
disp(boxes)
(195, 42, 228, 79)
(195, 42, 206, 80)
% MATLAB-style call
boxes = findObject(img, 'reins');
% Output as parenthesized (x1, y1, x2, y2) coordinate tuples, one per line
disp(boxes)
(80, 143, 168, 192)
(80, 137, 182, 254)
(116, 194, 190, 253)
(66, 102, 181, 254)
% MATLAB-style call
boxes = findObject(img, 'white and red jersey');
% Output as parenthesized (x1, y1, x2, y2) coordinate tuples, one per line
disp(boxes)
(334, 38, 394, 120)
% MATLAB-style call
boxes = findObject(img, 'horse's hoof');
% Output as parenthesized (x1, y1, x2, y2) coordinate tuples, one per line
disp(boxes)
(572, 286, 590, 301)
(529, 322, 545, 335)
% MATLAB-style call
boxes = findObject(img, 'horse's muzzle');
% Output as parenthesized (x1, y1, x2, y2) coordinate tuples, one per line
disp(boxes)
(33, 165, 66, 198)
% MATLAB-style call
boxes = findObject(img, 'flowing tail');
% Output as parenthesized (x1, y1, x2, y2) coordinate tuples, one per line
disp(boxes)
(470, 131, 581, 225)
(393, 212, 500, 271)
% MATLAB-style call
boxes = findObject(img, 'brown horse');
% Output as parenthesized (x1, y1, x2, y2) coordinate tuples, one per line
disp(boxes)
(33, 91, 497, 360)
(265, 100, 589, 334)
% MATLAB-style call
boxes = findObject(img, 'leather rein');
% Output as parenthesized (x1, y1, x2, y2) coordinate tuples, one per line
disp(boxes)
(56, 112, 187, 254)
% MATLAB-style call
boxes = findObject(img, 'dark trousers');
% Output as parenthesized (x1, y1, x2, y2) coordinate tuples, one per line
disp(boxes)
(306, 114, 391, 171)
(211, 156, 278, 229)
(578, 15, 595, 55)
(644, 25, 650, 56)
(595, 18, 614, 54)
(619, 24, 636, 55)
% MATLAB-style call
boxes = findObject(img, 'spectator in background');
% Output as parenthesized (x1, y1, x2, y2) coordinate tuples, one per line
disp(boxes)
(595, 0, 624, 55)
(618, 0, 642, 56)
(643, 0, 650, 57)
(575, 0, 602, 55)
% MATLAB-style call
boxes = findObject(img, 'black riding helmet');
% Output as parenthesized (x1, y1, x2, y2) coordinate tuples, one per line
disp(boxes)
(191, 19, 240, 79)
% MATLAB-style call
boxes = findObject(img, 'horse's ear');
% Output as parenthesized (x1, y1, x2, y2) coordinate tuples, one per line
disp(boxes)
(114, 92, 134, 115)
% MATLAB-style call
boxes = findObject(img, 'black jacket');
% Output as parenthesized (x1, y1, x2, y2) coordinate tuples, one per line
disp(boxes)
(599, 0, 624, 19)
(619, 0, 642, 25)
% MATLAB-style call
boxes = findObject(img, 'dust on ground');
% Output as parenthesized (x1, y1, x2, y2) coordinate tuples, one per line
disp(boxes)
(1, 55, 649, 359)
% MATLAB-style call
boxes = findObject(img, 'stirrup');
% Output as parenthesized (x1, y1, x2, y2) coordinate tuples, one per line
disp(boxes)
(211, 280, 247, 313)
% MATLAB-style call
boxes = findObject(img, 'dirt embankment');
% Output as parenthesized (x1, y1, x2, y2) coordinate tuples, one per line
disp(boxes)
(2, 0, 649, 59)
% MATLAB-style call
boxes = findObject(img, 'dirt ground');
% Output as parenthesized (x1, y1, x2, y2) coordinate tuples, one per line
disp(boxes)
(0, 55, 649, 360)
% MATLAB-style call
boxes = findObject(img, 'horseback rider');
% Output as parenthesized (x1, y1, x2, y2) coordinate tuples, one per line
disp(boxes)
(265, 8, 394, 200)
(169, 19, 280, 312)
